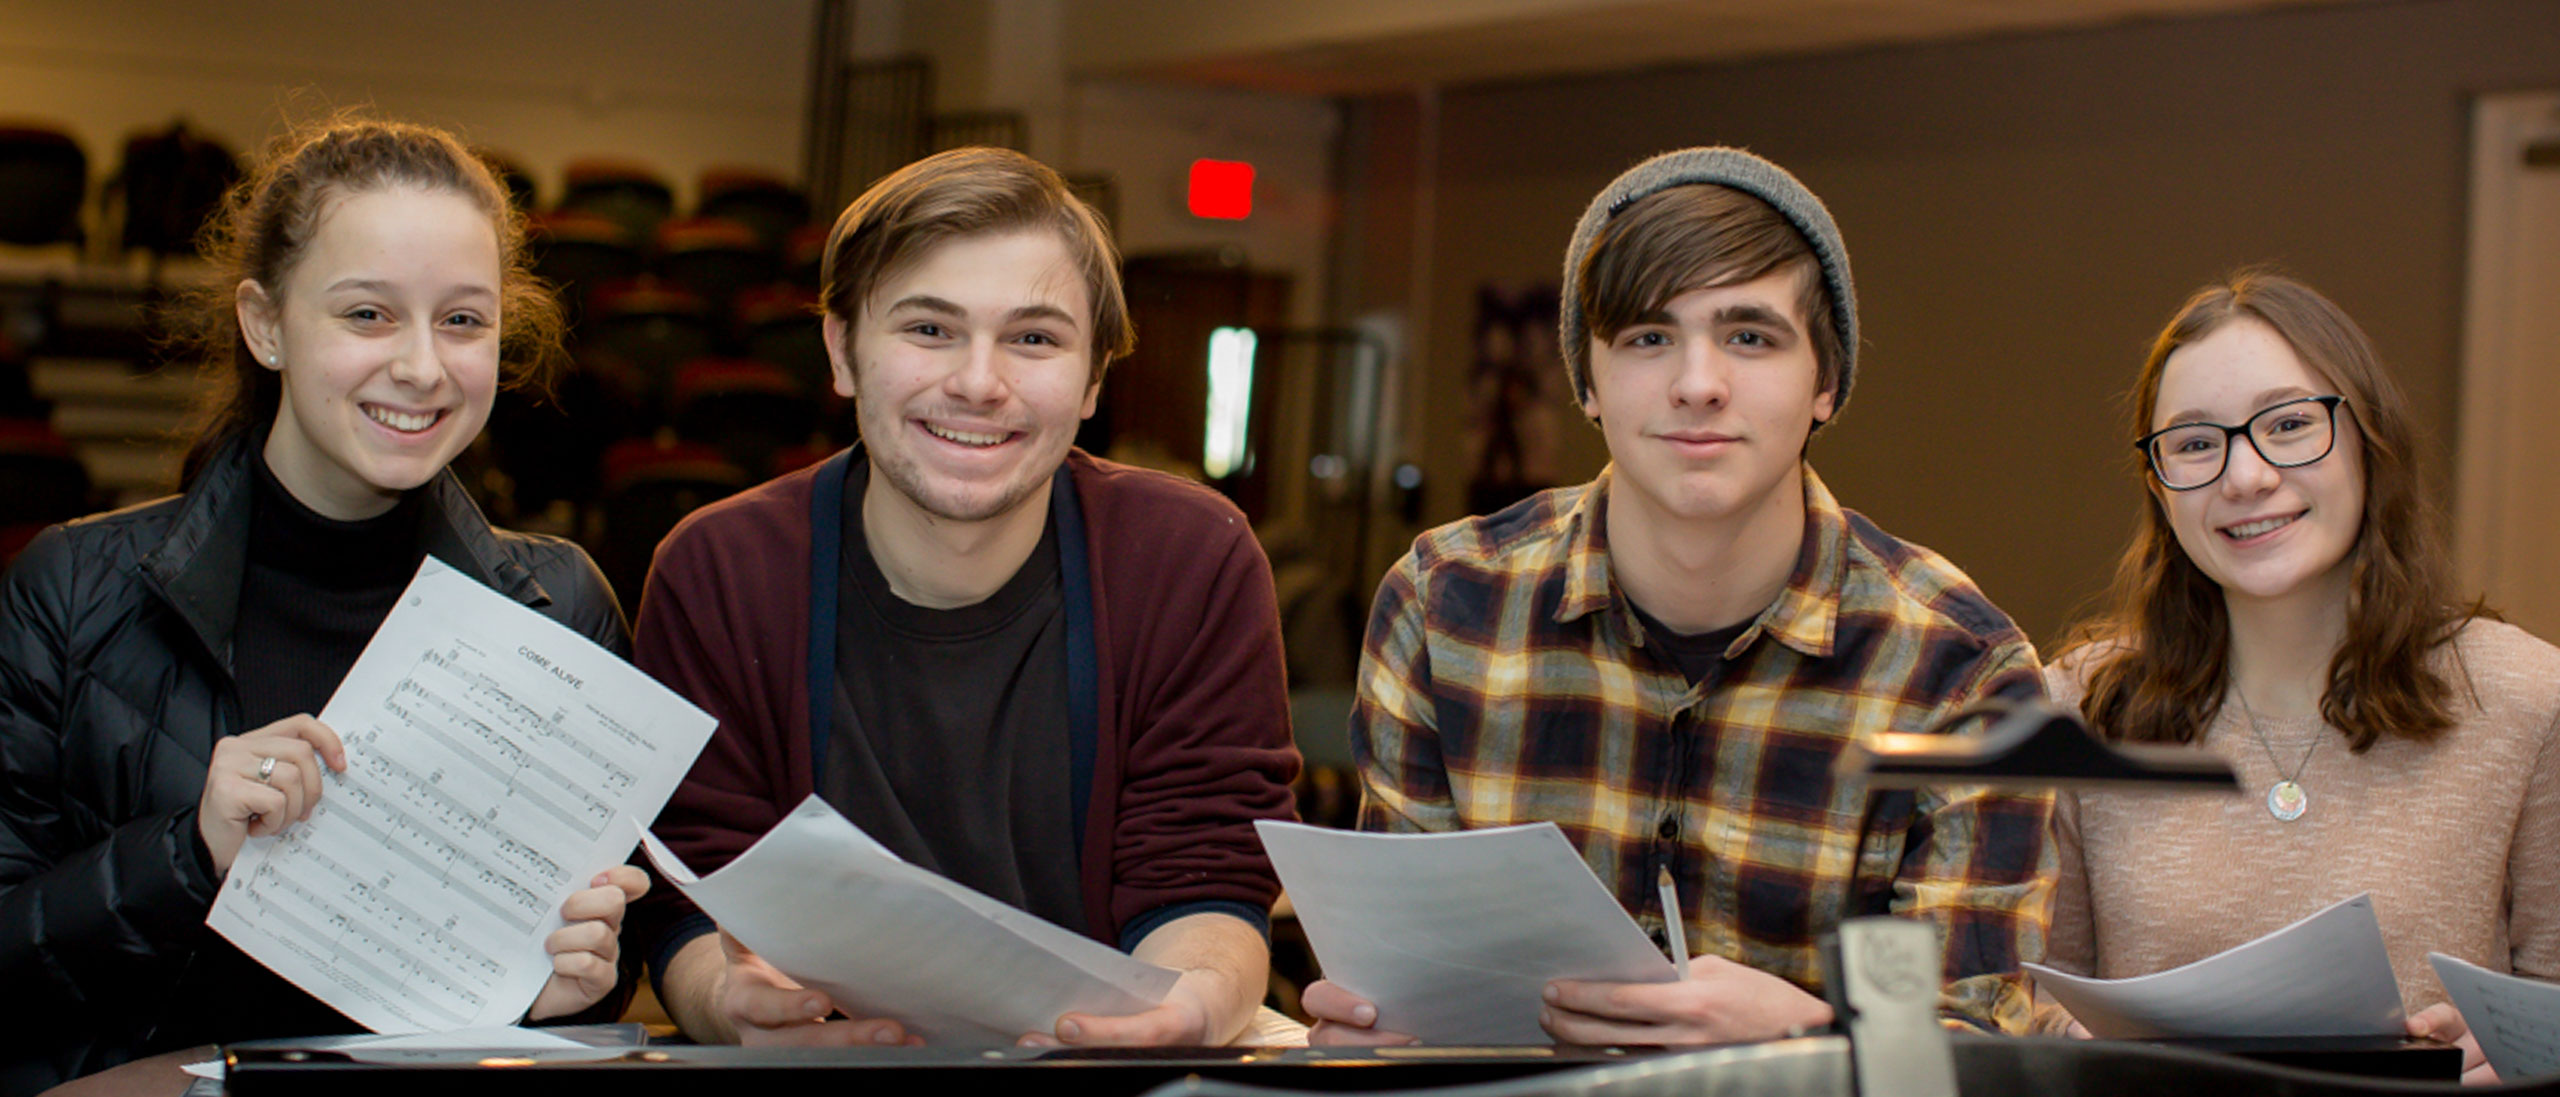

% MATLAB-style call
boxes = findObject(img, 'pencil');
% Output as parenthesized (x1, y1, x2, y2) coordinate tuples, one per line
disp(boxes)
(1656, 865, 1690, 973)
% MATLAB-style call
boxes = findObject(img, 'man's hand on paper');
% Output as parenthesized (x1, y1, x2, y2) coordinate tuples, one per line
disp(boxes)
(526, 866, 650, 1021)
(1027, 911, 1267, 1047)
(716, 930, 924, 1047)
(1025, 967, 1226, 1047)
(1542, 955, 1834, 1046)
(2407, 1002, 2500, 1085)
(1302, 980, 1420, 1046)
(200, 714, 348, 876)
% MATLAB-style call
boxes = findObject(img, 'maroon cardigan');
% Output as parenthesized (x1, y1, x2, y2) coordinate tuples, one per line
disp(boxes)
(628, 448, 1299, 973)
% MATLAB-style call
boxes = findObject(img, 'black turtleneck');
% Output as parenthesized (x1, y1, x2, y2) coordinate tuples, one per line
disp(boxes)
(232, 448, 429, 729)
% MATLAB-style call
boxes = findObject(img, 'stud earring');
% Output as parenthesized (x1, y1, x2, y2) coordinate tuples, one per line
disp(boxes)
(267, 353, 279, 366)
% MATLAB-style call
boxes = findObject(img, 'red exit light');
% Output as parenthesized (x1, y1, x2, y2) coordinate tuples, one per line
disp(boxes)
(1188, 159, 1254, 220)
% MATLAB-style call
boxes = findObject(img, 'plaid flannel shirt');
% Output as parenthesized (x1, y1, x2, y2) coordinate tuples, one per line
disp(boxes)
(1351, 465, 2054, 1033)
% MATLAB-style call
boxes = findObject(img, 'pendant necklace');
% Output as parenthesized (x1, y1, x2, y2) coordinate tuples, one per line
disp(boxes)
(2234, 690, 2321, 822)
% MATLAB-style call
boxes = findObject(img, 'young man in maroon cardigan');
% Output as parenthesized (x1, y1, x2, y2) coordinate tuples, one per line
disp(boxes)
(628, 148, 1300, 1048)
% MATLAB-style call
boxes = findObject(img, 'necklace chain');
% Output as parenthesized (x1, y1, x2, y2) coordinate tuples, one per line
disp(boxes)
(2235, 690, 2322, 821)
(2233, 691, 2322, 781)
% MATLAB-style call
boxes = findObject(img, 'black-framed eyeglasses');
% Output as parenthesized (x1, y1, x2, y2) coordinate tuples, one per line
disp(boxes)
(2133, 394, 2347, 491)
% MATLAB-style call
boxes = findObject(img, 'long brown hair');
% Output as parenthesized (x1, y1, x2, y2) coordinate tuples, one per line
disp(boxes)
(171, 113, 564, 486)
(2069, 269, 2477, 752)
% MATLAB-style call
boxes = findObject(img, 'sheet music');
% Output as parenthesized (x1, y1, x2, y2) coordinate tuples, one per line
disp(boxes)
(208, 555, 717, 1033)
(1256, 821, 1678, 1044)
(639, 795, 1180, 1044)
(2026, 892, 2403, 1039)
(2431, 953, 2560, 1080)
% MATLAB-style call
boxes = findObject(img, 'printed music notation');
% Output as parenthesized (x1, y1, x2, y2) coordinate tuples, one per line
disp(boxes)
(317, 787, 545, 931)
(422, 648, 654, 783)
(207, 556, 718, 1035)
(239, 835, 500, 1003)
(368, 699, 609, 847)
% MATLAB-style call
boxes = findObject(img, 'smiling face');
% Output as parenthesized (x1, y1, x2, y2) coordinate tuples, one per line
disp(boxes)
(2149, 316, 2366, 611)
(1580, 265, 1834, 536)
(241, 185, 503, 520)
(830, 228, 1098, 528)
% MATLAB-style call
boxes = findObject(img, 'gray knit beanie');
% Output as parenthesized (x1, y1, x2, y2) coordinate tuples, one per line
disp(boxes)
(1558, 147, 1857, 422)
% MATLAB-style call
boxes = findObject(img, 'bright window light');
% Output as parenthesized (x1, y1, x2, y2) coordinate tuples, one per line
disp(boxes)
(1204, 326, 1258, 479)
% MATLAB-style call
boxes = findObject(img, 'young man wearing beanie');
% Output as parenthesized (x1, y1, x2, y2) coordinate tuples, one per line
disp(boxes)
(627, 148, 1299, 1048)
(1307, 148, 2051, 1043)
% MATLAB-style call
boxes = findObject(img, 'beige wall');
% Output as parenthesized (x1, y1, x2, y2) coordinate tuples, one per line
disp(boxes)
(1069, 79, 1341, 324)
(1357, 0, 2560, 646)
(815, 1, 1346, 322)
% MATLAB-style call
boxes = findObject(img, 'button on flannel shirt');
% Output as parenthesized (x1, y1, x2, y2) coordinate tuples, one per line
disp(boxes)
(1351, 466, 2054, 1033)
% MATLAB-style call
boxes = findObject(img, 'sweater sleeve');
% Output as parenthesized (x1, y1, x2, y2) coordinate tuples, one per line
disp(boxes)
(2512, 693, 2560, 980)
(624, 514, 800, 978)
(0, 526, 224, 1035)
(1104, 503, 1299, 935)
(2026, 661, 2095, 1033)
(2030, 787, 2094, 1034)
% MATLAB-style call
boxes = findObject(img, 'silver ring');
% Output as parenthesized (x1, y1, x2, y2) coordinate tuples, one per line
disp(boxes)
(257, 756, 277, 784)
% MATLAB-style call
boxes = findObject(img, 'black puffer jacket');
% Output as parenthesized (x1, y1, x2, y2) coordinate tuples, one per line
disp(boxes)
(0, 437, 630, 1094)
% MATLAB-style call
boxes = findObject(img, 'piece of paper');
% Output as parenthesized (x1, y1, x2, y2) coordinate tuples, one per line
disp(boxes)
(639, 794, 1180, 1044)
(1256, 820, 1677, 1044)
(208, 556, 717, 1033)
(2026, 892, 2403, 1038)
(2431, 953, 2560, 1080)
(316, 1025, 588, 1059)
(194, 1026, 623, 1078)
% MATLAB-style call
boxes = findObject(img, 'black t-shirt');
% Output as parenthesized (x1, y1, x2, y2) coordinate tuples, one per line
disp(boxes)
(827, 457, 1086, 934)
(1626, 598, 1754, 686)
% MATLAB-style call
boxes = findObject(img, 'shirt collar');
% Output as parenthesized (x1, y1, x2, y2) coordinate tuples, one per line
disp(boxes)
(1555, 463, 1848, 661)
(1554, 466, 1619, 625)
(1758, 466, 1846, 660)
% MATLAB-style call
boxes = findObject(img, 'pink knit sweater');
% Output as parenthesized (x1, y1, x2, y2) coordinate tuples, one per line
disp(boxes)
(2035, 618, 2560, 1033)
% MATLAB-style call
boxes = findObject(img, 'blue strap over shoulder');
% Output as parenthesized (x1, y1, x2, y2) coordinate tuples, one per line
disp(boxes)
(805, 453, 1097, 856)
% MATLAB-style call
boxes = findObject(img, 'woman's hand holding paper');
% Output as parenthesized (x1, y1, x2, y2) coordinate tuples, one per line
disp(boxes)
(198, 715, 347, 877)
(527, 865, 649, 1021)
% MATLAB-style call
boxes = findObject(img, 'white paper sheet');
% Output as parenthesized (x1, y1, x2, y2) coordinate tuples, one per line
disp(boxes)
(2025, 892, 2403, 1038)
(208, 555, 717, 1033)
(324, 1025, 585, 1052)
(638, 794, 1180, 1044)
(183, 1026, 619, 1078)
(1256, 820, 1677, 1045)
(2431, 953, 2560, 1081)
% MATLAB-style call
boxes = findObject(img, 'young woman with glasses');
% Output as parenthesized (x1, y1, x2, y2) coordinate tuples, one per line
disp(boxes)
(2033, 270, 2558, 1083)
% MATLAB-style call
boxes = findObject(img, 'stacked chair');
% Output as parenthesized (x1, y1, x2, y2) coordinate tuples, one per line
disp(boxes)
(502, 159, 847, 617)
(110, 122, 240, 264)
(696, 168, 811, 253)
(0, 126, 88, 251)
(0, 417, 94, 569)
(593, 435, 752, 611)
(530, 210, 645, 330)
(557, 159, 676, 246)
